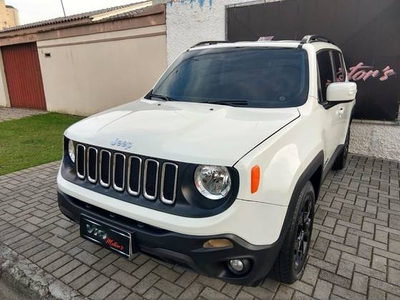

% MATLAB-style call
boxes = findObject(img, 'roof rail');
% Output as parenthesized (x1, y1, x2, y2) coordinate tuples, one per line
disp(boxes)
(191, 41, 231, 48)
(298, 35, 335, 48)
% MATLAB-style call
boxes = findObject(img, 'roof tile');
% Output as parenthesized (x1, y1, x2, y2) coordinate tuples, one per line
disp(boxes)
(1, 2, 150, 33)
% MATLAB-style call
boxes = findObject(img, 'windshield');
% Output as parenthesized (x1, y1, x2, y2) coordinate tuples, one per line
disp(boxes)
(150, 47, 309, 108)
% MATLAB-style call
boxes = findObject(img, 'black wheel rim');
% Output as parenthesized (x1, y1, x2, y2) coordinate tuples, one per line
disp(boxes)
(293, 196, 313, 272)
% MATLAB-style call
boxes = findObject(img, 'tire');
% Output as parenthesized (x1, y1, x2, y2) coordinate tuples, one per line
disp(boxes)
(332, 126, 350, 170)
(271, 181, 315, 284)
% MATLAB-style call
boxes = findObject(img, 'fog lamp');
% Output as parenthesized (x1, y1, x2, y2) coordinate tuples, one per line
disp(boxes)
(228, 258, 252, 275)
(229, 259, 244, 272)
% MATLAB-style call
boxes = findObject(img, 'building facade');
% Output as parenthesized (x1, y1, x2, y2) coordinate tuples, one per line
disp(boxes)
(0, 2, 167, 116)
(0, 1, 19, 29)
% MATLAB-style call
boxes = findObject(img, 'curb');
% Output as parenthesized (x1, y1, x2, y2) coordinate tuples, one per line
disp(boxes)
(0, 243, 87, 300)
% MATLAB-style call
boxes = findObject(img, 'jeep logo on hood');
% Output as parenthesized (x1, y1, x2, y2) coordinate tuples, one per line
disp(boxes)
(111, 138, 132, 150)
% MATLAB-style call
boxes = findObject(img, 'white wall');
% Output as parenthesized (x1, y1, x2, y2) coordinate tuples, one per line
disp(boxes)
(166, 0, 267, 64)
(350, 122, 400, 162)
(38, 25, 167, 116)
(0, 51, 10, 107)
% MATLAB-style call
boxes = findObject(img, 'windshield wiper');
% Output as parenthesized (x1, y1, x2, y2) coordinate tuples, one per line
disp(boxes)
(203, 100, 249, 107)
(148, 93, 177, 102)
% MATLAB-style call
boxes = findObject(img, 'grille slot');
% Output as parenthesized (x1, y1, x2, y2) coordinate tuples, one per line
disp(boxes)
(127, 156, 142, 196)
(99, 150, 111, 187)
(76, 144, 86, 179)
(144, 159, 159, 200)
(87, 147, 98, 183)
(75, 146, 178, 205)
(161, 163, 178, 204)
(113, 153, 126, 192)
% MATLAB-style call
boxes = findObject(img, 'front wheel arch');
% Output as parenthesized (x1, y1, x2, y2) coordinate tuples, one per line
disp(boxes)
(262, 152, 323, 281)
(272, 181, 316, 283)
(280, 151, 322, 237)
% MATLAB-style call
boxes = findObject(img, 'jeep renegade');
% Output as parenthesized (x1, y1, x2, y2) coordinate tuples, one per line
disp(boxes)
(57, 35, 357, 285)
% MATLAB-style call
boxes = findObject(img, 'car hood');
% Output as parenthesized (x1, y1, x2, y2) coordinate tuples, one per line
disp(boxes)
(65, 99, 300, 166)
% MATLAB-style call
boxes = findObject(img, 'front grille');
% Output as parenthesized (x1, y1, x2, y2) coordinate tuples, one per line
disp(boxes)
(113, 153, 126, 192)
(76, 144, 86, 179)
(144, 159, 159, 200)
(75, 144, 178, 205)
(161, 163, 179, 204)
(87, 147, 98, 183)
(99, 150, 111, 187)
(127, 156, 142, 196)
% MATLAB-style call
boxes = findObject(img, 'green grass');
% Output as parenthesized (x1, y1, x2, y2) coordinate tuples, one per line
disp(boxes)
(0, 112, 83, 176)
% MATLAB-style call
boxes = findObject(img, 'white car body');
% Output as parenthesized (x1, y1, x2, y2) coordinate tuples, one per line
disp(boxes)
(57, 37, 356, 285)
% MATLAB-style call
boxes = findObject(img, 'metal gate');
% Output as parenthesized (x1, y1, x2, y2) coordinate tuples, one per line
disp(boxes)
(227, 0, 400, 121)
(1, 42, 47, 110)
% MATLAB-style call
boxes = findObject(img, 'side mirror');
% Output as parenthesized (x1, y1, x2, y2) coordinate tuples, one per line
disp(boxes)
(326, 82, 357, 102)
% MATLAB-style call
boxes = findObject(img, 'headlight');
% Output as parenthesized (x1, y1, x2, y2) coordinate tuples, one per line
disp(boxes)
(194, 165, 231, 200)
(68, 140, 75, 163)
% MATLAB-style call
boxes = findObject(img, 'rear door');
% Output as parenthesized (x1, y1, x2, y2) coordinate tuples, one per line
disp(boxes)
(331, 50, 353, 144)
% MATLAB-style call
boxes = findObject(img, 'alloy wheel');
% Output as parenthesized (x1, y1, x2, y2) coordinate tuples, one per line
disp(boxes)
(293, 195, 313, 271)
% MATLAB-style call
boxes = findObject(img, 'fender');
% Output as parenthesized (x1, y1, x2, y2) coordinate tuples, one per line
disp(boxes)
(276, 151, 324, 245)
(230, 150, 324, 283)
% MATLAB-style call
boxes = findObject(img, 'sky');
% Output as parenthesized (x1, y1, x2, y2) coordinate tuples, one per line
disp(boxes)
(7, 0, 144, 25)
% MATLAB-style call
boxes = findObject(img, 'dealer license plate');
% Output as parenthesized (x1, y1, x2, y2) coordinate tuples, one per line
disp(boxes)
(80, 215, 132, 259)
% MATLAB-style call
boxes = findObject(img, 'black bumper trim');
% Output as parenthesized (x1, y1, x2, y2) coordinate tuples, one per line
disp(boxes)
(58, 189, 281, 286)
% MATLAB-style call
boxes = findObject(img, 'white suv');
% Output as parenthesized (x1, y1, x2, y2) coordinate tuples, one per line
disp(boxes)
(57, 35, 357, 286)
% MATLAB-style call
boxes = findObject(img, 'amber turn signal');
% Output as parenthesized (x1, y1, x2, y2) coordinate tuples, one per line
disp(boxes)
(203, 239, 233, 249)
(251, 165, 260, 194)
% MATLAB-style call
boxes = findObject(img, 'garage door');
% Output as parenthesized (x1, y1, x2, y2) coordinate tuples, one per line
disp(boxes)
(1, 42, 47, 110)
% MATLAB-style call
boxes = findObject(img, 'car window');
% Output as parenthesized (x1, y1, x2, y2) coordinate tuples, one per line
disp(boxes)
(150, 48, 309, 108)
(317, 51, 334, 102)
(332, 51, 346, 82)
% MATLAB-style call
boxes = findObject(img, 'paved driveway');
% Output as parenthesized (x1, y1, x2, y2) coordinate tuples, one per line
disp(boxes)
(0, 155, 399, 299)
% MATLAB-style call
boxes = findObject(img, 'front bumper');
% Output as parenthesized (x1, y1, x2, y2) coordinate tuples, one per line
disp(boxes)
(58, 190, 282, 286)
(57, 171, 287, 246)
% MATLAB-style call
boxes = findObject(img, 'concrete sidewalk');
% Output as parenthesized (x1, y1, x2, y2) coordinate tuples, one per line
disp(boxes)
(0, 107, 46, 122)
(0, 155, 399, 299)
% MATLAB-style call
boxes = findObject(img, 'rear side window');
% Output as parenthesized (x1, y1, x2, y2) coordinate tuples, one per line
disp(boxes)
(317, 51, 334, 102)
(332, 51, 346, 82)
(151, 48, 309, 108)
